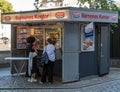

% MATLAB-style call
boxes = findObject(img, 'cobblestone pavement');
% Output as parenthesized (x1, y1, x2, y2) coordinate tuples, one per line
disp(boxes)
(0, 67, 120, 92)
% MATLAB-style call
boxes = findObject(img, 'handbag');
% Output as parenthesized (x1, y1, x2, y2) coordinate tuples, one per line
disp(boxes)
(40, 46, 49, 64)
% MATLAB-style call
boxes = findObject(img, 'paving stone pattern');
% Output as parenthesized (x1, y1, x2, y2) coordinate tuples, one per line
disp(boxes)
(0, 68, 120, 92)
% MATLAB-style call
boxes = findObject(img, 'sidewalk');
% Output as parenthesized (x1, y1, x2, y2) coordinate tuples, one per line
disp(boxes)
(0, 67, 120, 92)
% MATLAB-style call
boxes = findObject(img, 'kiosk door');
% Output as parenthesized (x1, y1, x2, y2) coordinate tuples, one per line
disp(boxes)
(99, 25, 110, 75)
(62, 22, 79, 82)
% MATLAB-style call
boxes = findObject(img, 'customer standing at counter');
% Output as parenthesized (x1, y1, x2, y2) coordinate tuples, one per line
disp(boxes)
(26, 36, 39, 82)
(40, 37, 56, 84)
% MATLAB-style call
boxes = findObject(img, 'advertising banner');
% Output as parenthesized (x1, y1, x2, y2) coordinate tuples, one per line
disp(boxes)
(81, 22, 94, 52)
(1, 10, 69, 23)
(71, 10, 118, 23)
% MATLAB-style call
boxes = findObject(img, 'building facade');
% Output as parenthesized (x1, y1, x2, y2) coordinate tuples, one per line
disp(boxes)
(39, 0, 78, 8)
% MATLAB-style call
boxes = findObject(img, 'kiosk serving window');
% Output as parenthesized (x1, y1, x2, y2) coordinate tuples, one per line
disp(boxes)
(16, 24, 62, 50)
(45, 28, 61, 49)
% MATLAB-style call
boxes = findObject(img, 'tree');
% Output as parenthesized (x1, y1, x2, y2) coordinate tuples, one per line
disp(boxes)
(77, 0, 118, 10)
(0, 0, 14, 13)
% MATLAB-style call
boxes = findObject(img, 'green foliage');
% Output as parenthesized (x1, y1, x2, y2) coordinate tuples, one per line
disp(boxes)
(0, 0, 14, 13)
(118, 15, 120, 21)
(77, 0, 118, 10)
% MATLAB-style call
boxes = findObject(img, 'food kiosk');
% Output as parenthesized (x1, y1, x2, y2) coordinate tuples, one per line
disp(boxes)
(1, 7, 118, 83)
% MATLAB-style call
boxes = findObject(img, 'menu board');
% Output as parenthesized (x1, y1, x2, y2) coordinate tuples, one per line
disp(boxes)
(17, 27, 29, 49)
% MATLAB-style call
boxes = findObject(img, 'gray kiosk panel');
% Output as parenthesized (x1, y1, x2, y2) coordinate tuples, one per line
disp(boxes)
(99, 26, 110, 75)
(62, 22, 80, 82)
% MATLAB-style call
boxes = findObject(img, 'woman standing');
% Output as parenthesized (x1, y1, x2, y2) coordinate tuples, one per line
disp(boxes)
(26, 36, 39, 82)
(40, 37, 56, 84)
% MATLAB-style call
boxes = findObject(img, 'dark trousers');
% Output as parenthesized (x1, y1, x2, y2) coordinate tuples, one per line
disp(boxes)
(41, 61, 54, 83)
(26, 57, 40, 77)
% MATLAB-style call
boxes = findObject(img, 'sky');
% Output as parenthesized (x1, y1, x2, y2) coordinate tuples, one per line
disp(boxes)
(7, 0, 120, 11)
(8, 0, 35, 11)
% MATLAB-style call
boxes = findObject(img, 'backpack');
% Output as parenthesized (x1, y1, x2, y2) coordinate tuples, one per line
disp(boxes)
(40, 46, 49, 64)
